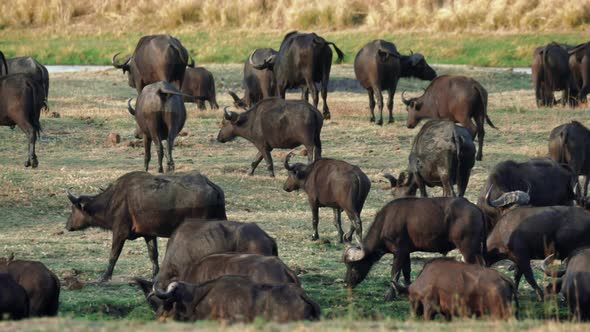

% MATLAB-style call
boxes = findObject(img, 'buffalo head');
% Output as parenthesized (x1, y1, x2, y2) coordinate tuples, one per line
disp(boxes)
(406, 53, 437, 80)
(112, 53, 137, 89)
(401, 91, 424, 129)
(152, 281, 194, 322)
(343, 245, 371, 288)
(216, 107, 245, 143)
(283, 153, 310, 192)
(248, 49, 277, 71)
(383, 172, 417, 198)
(65, 190, 97, 231)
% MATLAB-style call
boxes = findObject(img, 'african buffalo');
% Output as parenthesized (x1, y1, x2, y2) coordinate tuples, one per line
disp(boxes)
(549, 121, 590, 198)
(569, 42, 590, 103)
(65, 171, 227, 282)
(283, 154, 371, 244)
(249, 31, 344, 119)
(0, 256, 60, 317)
(127, 81, 193, 173)
(543, 248, 590, 320)
(384, 120, 475, 198)
(112, 34, 192, 93)
(0, 273, 29, 320)
(354, 40, 436, 125)
(229, 48, 278, 109)
(402, 75, 495, 161)
(155, 219, 277, 290)
(5, 56, 49, 100)
(477, 158, 577, 228)
(532, 42, 576, 107)
(343, 197, 485, 301)
(181, 67, 218, 110)
(0, 74, 44, 168)
(394, 259, 516, 320)
(486, 199, 590, 299)
(146, 276, 320, 323)
(217, 98, 323, 177)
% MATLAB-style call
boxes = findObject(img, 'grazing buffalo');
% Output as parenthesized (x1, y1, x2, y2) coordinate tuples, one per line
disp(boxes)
(486, 200, 590, 299)
(127, 81, 193, 173)
(532, 42, 576, 107)
(229, 48, 278, 109)
(6, 56, 49, 100)
(343, 197, 485, 301)
(283, 154, 371, 244)
(477, 158, 577, 228)
(384, 120, 475, 198)
(0, 51, 7, 75)
(402, 75, 495, 161)
(394, 259, 516, 320)
(549, 121, 590, 197)
(569, 42, 590, 103)
(354, 40, 436, 125)
(112, 34, 192, 93)
(0, 273, 29, 320)
(0, 256, 60, 317)
(181, 67, 218, 110)
(146, 276, 320, 323)
(543, 249, 590, 320)
(217, 98, 323, 177)
(155, 219, 277, 290)
(65, 171, 227, 282)
(248, 31, 344, 119)
(0, 74, 44, 168)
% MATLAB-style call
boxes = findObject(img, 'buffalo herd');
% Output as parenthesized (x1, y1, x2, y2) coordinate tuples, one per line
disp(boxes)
(2, 33, 590, 323)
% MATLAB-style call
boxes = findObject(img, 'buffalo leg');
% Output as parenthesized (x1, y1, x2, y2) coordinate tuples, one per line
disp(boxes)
(514, 259, 544, 300)
(24, 125, 38, 168)
(301, 88, 309, 102)
(321, 72, 330, 119)
(154, 138, 165, 173)
(367, 89, 376, 122)
(166, 137, 175, 173)
(197, 100, 206, 110)
(345, 211, 363, 246)
(333, 208, 344, 243)
(387, 87, 396, 123)
(100, 235, 126, 283)
(310, 201, 320, 241)
(250, 151, 263, 175)
(584, 176, 589, 198)
(457, 166, 471, 197)
(261, 148, 274, 177)
(476, 126, 485, 161)
(144, 237, 159, 278)
(143, 136, 152, 171)
(306, 79, 319, 110)
(374, 88, 384, 126)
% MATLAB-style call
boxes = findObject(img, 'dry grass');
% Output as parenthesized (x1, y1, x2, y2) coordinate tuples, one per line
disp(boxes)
(1, 0, 589, 32)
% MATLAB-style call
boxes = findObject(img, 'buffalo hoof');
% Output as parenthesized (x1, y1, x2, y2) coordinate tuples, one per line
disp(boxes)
(25, 160, 31, 167)
(157, 167, 164, 173)
(476, 154, 483, 162)
(31, 158, 38, 168)
(377, 119, 383, 126)
(388, 118, 395, 124)
(166, 165, 175, 173)
(310, 234, 319, 241)
(384, 287, 397, 302)
(323, 111, 331, 120)
(370, 117, 375, 123)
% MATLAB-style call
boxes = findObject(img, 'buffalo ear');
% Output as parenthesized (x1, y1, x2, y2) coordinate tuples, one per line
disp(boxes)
(383, 174, 398, 187)
(377, 49, 389, 62)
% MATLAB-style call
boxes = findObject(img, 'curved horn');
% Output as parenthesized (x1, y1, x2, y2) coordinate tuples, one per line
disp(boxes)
(485, 184, 494, 207)
(248, 50, 258, 66)
(127, 98, 135, 116)
(223, 106, 235, 121)
(542, 254, 567, 278)
(343, 246, 366, 262)
(490, 190, 530, 208)
(66, 189, 79, 205)
(111, 52, 130, 69)
(284, 152, 295, 171)
(153, 281, 179, 300)
(401, 91, 410, 105)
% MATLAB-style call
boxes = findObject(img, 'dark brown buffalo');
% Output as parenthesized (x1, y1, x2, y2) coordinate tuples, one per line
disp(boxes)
(549, 121, 590, 198)
(127, 81, 193, 173)
(402, 75, 496, 161)
(0, 74, 44, 168)
(354, 40, 436, 125)
(486, 203, 590, 299)
(343, 197, 485, 301)
(181, 67, 218, 110)
(384, 120, 475, 198)
(543, 248, 590, 320)
(569, 42, 590, 103)
(0, 256, 60, 317)
(283, 154, 371, 244)
(217, 98, 323, 177)
(5, 56, 49, 100)
(249, 31, 344, 119)
(532, 42, 576, 107)
(0, 273, 29, 320)
(229, 48, 278, 109)
(477, 158, 577, 228)
(65, 171, 227, 282)
(145, 276, 320, 323)
(112, 34, 192, 93)
(154, 219, 277, 290)
(394, 259, 516, 320)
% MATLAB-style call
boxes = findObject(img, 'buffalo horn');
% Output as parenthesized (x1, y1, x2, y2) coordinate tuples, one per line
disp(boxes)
(541, 254, 566, 278)
(284, 152, 295, 171)
(344, 246, 365, 262)
(401, 91, 410, 105)
(489, 190, 530, 208)
(127, 98, 136, 116)
(111, 52, 130, 69)
(153, 281, 178, 300)
(223, 106, 233, 120)
(248, 50, 258, 66)
(66, 189, 79, 205)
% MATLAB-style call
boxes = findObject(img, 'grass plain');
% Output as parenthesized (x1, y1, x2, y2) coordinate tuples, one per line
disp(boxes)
(0, 63, 590, 330)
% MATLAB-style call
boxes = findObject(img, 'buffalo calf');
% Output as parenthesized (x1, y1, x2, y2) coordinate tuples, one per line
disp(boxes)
(181, 67, 218, 110)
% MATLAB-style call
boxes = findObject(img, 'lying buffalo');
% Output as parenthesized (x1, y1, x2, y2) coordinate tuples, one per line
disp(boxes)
(146, 276, 320, 322)
(65, 171, 227, 282)
(154, 219, 277, 290)
(0, 273, 29, 320)
(384, 120, 475, 198)
(217, 98, 323, 177)
(477, 158, 577, 228)
(112, 34, 192, 93)
(569, 42, 590, 103)
(354, 40, 436, 125)
(486, 197, 590, 299)
(402, 75, 496, 161)
(543, 249, 590, 320)
(343, 197, 485, 301)
(532, 42, 576, 107)
(6, 56, 49, 100)
(249, 31, 344, 119)
(181, 67, 218, 110)
(229, 48, 278, 109)
(127, 81, 193, 173)
(395, 259, 516, 320)
(0, 255, 60, 317)
(283, 154, 371, 244)
(549, 121, 590, 197)
(0, 74, 44, 168)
